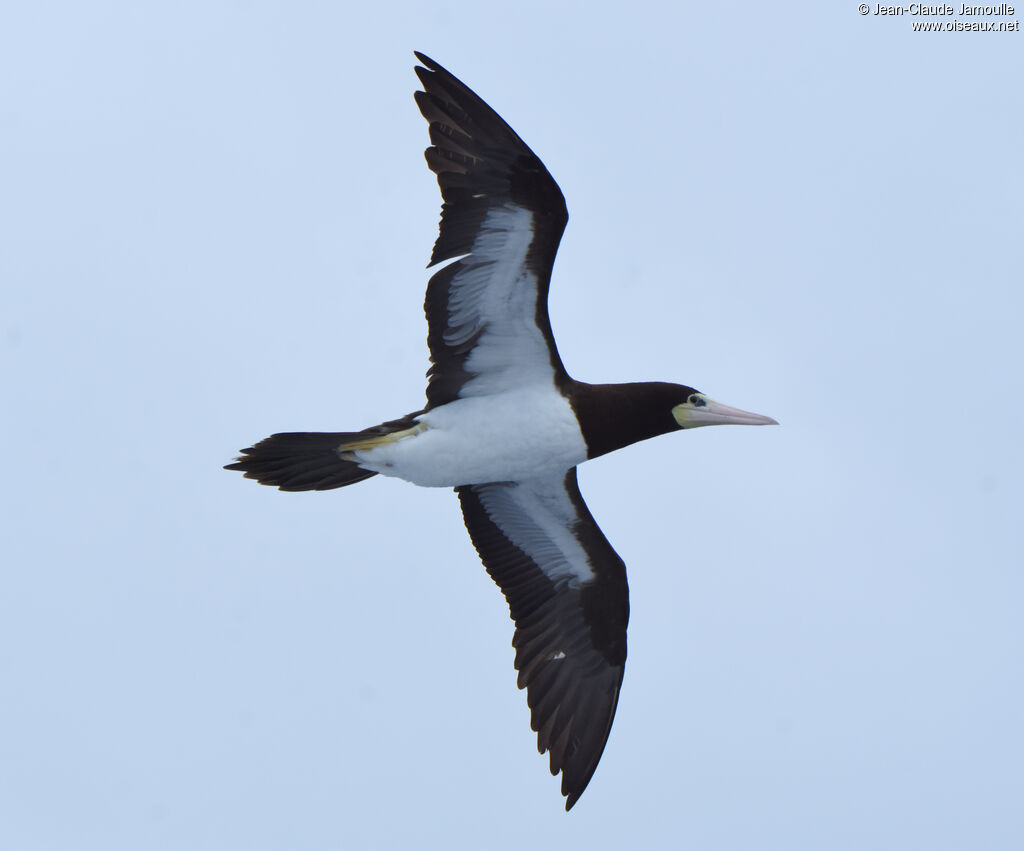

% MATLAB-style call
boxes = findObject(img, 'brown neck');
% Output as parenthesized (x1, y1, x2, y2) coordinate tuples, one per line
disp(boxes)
(569, 381, 693, 459)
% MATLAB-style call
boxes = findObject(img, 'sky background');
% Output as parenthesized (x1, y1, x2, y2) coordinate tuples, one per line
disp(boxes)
(3, 2, 1023, 849)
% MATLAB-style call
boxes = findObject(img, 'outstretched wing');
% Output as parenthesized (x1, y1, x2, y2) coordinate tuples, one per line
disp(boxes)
(456, 468, 629, 809)
(414, 52, 571, 407)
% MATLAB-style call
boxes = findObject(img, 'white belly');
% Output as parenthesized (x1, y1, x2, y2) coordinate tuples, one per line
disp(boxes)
(349, 386, 588, 487)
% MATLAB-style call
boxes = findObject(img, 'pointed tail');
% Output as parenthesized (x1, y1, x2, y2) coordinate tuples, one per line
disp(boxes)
(225, 432, 378, 491)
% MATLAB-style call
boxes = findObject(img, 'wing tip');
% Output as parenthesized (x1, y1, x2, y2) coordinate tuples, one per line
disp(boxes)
(414, 51, 448, 80)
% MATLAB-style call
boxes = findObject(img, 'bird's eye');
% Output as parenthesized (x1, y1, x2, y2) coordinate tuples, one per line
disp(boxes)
(689, 394, 706, 407)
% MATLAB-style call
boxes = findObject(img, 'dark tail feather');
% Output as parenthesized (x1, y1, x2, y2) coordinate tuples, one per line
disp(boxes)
(224, 432, 377, 491)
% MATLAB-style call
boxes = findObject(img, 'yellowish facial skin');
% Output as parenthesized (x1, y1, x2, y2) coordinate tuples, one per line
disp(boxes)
(671, 394, 710, 428)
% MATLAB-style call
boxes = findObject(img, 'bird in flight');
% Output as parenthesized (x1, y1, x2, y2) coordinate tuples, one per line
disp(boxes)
(226, 52, 776, 810)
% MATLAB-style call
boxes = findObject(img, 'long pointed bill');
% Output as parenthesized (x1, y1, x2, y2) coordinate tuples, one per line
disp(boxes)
(673, 397, 779, 429)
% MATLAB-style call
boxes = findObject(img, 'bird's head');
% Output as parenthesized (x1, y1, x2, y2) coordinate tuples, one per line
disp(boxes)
(572, 382, 777, 459)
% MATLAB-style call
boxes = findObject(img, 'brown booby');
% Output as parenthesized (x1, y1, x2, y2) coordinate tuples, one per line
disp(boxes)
(226, 52, 776, 810)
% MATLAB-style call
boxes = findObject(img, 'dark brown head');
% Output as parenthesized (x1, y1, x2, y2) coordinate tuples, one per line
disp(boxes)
(570, 381, 777, 460)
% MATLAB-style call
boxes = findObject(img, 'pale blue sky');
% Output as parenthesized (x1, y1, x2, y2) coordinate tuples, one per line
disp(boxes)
(3, 2, 1022, 849)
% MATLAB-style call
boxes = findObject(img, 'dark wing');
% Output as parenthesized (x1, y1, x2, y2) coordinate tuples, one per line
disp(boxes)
(414, 52, 571, 408)
(456, 468, 629, 810)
